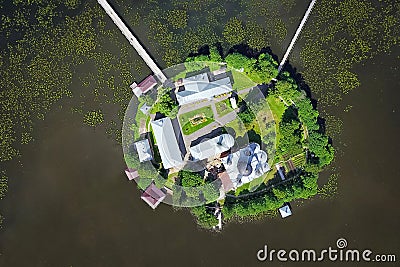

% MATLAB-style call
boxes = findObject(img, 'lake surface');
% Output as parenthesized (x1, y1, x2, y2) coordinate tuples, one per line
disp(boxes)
(0, 2, 399, 267)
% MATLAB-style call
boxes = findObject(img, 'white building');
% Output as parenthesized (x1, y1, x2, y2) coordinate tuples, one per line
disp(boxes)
(189, 134, 234, 161)
(134, 139, 153, 162)
(221, 143, 270, 188)
(279, 204, 292, 218)
(176, 72, 233, 106)
(150, 118, 184, 169)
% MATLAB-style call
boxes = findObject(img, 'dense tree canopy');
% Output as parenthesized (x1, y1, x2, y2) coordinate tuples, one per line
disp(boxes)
(155, 87, 178, 118)
(225, 52, 278, 83)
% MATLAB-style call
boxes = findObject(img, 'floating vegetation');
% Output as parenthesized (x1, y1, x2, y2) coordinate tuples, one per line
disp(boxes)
(223, 17, 246, 45)
(83, 110, 105, 127)
(0, 1, 142, 226)
(166, 9, 188, 29)
(0, 171, 7, 200)
(0, 0, 397, 229)
(65, 0, 80, 10)
(299, 0, 399, 107)
(318, 173, 338, 199)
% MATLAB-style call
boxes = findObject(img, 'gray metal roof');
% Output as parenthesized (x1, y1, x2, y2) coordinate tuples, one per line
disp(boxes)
(151, 118, 183, 169)
(134, 139, 153, 162)
(189, 134, 234, 161)
(176, 75, 233, 106)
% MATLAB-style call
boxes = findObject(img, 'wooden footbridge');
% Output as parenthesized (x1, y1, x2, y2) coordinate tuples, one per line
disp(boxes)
(278, 0, 317, 73)
(97, 0, 167, 83)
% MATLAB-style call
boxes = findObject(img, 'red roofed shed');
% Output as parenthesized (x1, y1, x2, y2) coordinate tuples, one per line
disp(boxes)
(131, 75, 157, 97)
(141, 183, 166, 209)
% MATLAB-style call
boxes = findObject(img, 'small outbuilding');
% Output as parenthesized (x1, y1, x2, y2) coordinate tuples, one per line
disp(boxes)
(141, 183, 166, 209)
(218, 171, 235, 193)
(131, 75, 157, 97)
(125, 168, 139, 181)
(139, 103, 151, 115)
(134, 139, 153, 162)
(278, 203, 292, 218)
(276, 163, 286, 180)
(229, 97, 237, 109)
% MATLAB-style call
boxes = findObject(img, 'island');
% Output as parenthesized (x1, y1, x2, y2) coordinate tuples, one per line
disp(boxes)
(122, 46, 334, 229)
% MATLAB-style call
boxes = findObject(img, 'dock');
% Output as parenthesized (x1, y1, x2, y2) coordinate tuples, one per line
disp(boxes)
(278, 0, 317, 73)
(97, 0, 167, 83)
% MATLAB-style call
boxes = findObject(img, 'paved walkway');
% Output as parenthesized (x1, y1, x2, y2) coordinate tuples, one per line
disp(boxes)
(97, 0, 167, 82)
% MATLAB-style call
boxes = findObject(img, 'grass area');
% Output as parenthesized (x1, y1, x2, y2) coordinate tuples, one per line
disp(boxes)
(215, 98, 233, 117)
(266, 95, 287, 141)
(267, 95, 286, 125)
(248, 175, 265, 191)
(132, 102, 149, 139)
(179, 105, 214, 135)
(231, 70, 257, 91)
(225, 118, 246, 137)
(234, 183, 250, 196)
(264, 170, 276, 184)
(181, 119, 214, 135)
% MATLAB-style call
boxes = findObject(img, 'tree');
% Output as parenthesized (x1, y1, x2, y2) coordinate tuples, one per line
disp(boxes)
(156, 87, 178, 118)
(308, 132, 334, 167)
(140, 94, 155, 106)
(209, 46, 222, 62)
(297, 98, 319, 131)
(124, 153, 160, 181)
(179, 170, 204, 199)
(191, 206, 218, 228)
(238, 107, 256, 124)
(225, 53, 254, 70)
(277, 119, 303, 157)
(256, 53, 278, 82)
(203, 183, 220, 203)
(180, 170, 204, 187)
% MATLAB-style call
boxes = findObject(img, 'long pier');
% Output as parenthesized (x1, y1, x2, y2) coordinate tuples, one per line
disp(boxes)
(97, 0, 167, 82)
(278, 0, 317, 73)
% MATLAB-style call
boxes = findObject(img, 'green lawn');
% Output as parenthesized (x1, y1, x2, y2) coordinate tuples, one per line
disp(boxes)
(225, 118, 246, 137)
(231, 70, 257, 91)
(267, 95, 286, 126)
(215, 98, 233, 117)
(179, 105, 215, 135)
(132, 102, 149, 139)
(267, 95, 286, 141)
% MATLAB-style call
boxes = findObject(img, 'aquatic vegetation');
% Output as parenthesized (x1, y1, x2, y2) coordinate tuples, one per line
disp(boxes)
(0, 1, 145, 226)
(0, 171, 7, 200)
(244, 21, 270, 51)
(0, 0, 397, 229)
(299, 0, 399, 106)
(223, 17, 246, 45)
(166, 9, 188, 29)
(318, 173, 338, 199)
(65, 0, 80, 9)
(83, 110, 105, 127)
